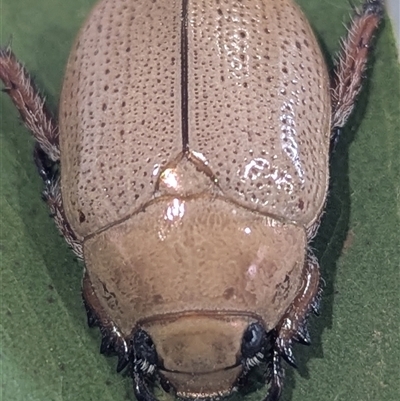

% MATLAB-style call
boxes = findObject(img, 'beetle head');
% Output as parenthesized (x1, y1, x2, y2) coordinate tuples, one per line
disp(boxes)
(131, 314, 267, 400)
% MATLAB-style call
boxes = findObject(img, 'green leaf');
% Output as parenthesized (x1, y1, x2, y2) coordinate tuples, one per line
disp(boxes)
(1, 1, 398, 401)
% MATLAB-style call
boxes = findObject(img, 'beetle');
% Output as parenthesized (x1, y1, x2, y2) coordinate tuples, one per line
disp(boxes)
(0, 0, 382, 400)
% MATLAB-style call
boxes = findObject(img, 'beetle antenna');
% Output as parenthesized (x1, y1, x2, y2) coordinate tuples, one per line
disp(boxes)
(264, 332, 284, 401)
(132, 365, 159, 401)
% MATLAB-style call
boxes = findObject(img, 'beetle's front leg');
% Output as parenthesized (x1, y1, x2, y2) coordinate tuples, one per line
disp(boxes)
(265, 254, 321, 401)
(331, 0, 383, 142)
(82, 272, 131, 372)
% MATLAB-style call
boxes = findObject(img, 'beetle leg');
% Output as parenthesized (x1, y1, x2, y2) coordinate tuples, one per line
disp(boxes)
(0, 48, 81, 255)
(330, 0, 383, 142)
(33, 143, 83, 257)
(0, 46, 59, 161)
(43, 177, 83, 258)
(82, 272, 130, 373)
(264, 254, 321, 401)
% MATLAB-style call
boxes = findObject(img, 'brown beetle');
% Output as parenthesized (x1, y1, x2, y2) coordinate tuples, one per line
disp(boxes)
(0, 1, 382, 400)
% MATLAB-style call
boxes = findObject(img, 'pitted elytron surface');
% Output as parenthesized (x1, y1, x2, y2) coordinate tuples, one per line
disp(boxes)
(60, 0, 330, 237)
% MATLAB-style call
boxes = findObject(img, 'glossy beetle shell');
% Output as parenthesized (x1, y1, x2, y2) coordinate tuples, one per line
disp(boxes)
(60, 0, 330, 236)
(59, 0, 330, 397)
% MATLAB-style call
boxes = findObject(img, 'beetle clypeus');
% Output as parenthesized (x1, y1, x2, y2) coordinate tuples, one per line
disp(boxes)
(0, 1, 382, 400)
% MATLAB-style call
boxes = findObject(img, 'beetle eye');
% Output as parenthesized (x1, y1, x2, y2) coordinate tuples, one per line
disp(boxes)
(241, 322, 266, 359)
(132, 329, 158, 374)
